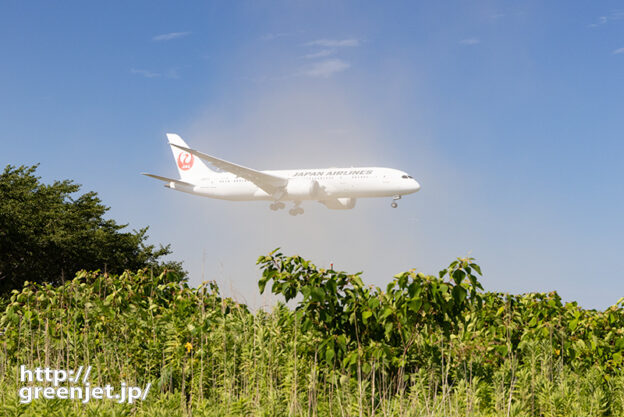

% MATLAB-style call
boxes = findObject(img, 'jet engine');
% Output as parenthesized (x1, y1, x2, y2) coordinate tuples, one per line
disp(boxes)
(285, 179, 320, 199)
(320, 198, 357, 210)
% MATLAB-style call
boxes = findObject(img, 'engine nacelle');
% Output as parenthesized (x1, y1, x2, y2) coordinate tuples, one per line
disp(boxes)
(321, 198, 356, 210)
(285, 179, 320, 199)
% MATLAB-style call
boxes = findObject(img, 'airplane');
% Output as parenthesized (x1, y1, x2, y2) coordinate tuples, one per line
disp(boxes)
(142, 134, 420, 216)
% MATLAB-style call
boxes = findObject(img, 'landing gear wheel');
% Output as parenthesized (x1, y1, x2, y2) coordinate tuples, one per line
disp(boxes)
(289, 207, 304, 216)
(391, 202, 398, 208)
(270, 202, 286, 211)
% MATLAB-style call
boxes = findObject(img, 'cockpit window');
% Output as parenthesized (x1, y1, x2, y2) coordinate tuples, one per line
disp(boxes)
(402, 175, 408, 178)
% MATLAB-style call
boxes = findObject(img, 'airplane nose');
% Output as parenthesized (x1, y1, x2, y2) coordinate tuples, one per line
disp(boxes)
(402, 179, 420, 194)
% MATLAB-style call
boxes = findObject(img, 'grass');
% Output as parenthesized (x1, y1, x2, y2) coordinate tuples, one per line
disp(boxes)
(0, 265, 622, 416)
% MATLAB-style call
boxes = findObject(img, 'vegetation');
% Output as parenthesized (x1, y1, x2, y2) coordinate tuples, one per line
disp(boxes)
(0, 164, 185, 295)
(1, 250, 623, 416)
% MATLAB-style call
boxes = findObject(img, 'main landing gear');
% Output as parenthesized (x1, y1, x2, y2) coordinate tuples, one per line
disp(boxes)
(269, 202, 285, 211)
(289, 203, 304, 216)
(269, 201, 304, 215)
(391, 195, 401, 208)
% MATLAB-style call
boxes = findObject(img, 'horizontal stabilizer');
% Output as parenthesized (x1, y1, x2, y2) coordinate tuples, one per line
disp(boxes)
(141, 173, 194, 187)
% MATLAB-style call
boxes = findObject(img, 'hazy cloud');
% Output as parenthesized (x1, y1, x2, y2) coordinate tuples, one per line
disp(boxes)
(178, 86, 410, 309)
(165, 68, 180, 79)
(152, 31, 191, 41)
(303, 59, 350, 78)
(306, 38, 360, 48)
(130, 68, 160, 78)
(131, 68, 180, 79)
(613, 47, 624, 54)
(299, 38, 360, 76)
(303, 49, 335, 59)
(460, 38, 480, 45)
(588, 11, 624, 27)
(589, 16, 609, 27)
(261, 32, 291, 41)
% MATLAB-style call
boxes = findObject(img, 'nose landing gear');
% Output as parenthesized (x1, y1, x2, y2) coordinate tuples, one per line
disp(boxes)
(391, 195, 401, 208)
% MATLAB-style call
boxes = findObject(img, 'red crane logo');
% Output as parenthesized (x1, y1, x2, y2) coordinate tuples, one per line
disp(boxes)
(177, 152, 194, 171)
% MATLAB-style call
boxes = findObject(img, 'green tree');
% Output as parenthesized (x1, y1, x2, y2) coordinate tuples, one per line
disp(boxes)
(0, 164, 185, 294)
(257, 250, 483, 372)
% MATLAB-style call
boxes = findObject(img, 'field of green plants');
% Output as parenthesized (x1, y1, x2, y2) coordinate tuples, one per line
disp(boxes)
(1, 250, 624, 416)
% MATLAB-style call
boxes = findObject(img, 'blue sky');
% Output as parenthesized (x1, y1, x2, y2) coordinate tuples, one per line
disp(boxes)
(1, 1, 623, 309)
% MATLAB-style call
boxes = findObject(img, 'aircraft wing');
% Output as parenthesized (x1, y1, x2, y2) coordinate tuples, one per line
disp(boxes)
(141, 173, 195, 187)
(170, 143, 288, 195)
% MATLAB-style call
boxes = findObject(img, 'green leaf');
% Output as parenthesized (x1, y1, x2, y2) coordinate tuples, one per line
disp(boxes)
(452, 270, 465, 285)
(408, 299, 422, 313)
(384, 322, 393, 338)
(310, 287, 324, 302)
(325, 347, 335, 364)
(496, 345, 508, 356)
(381, 307, 393, 319)
(258, 277, 269, 294)
(452, 285, 467, 305)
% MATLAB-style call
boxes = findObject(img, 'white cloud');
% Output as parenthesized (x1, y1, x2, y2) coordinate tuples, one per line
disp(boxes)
(613, 47, 624, 54)
(152, 31, 191, 41)
(298, 38, 360, 75)
(303, 49, 335, 59)
(588, 11, 624, 27)
(165, 68, 180, 79)
(588, 17, 608, 28)
(261, 32, 290, 41)
(303, 59, 350, 78)
(130, 68, 160, 78)
(306, 38, 360, 48)
(460, 38, 480, 45)
(131, 68, 180, 79)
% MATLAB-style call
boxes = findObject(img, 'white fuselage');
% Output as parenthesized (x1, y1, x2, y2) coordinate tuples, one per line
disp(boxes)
(167, 167, 420, 202)
(144, 134, 421, 214)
